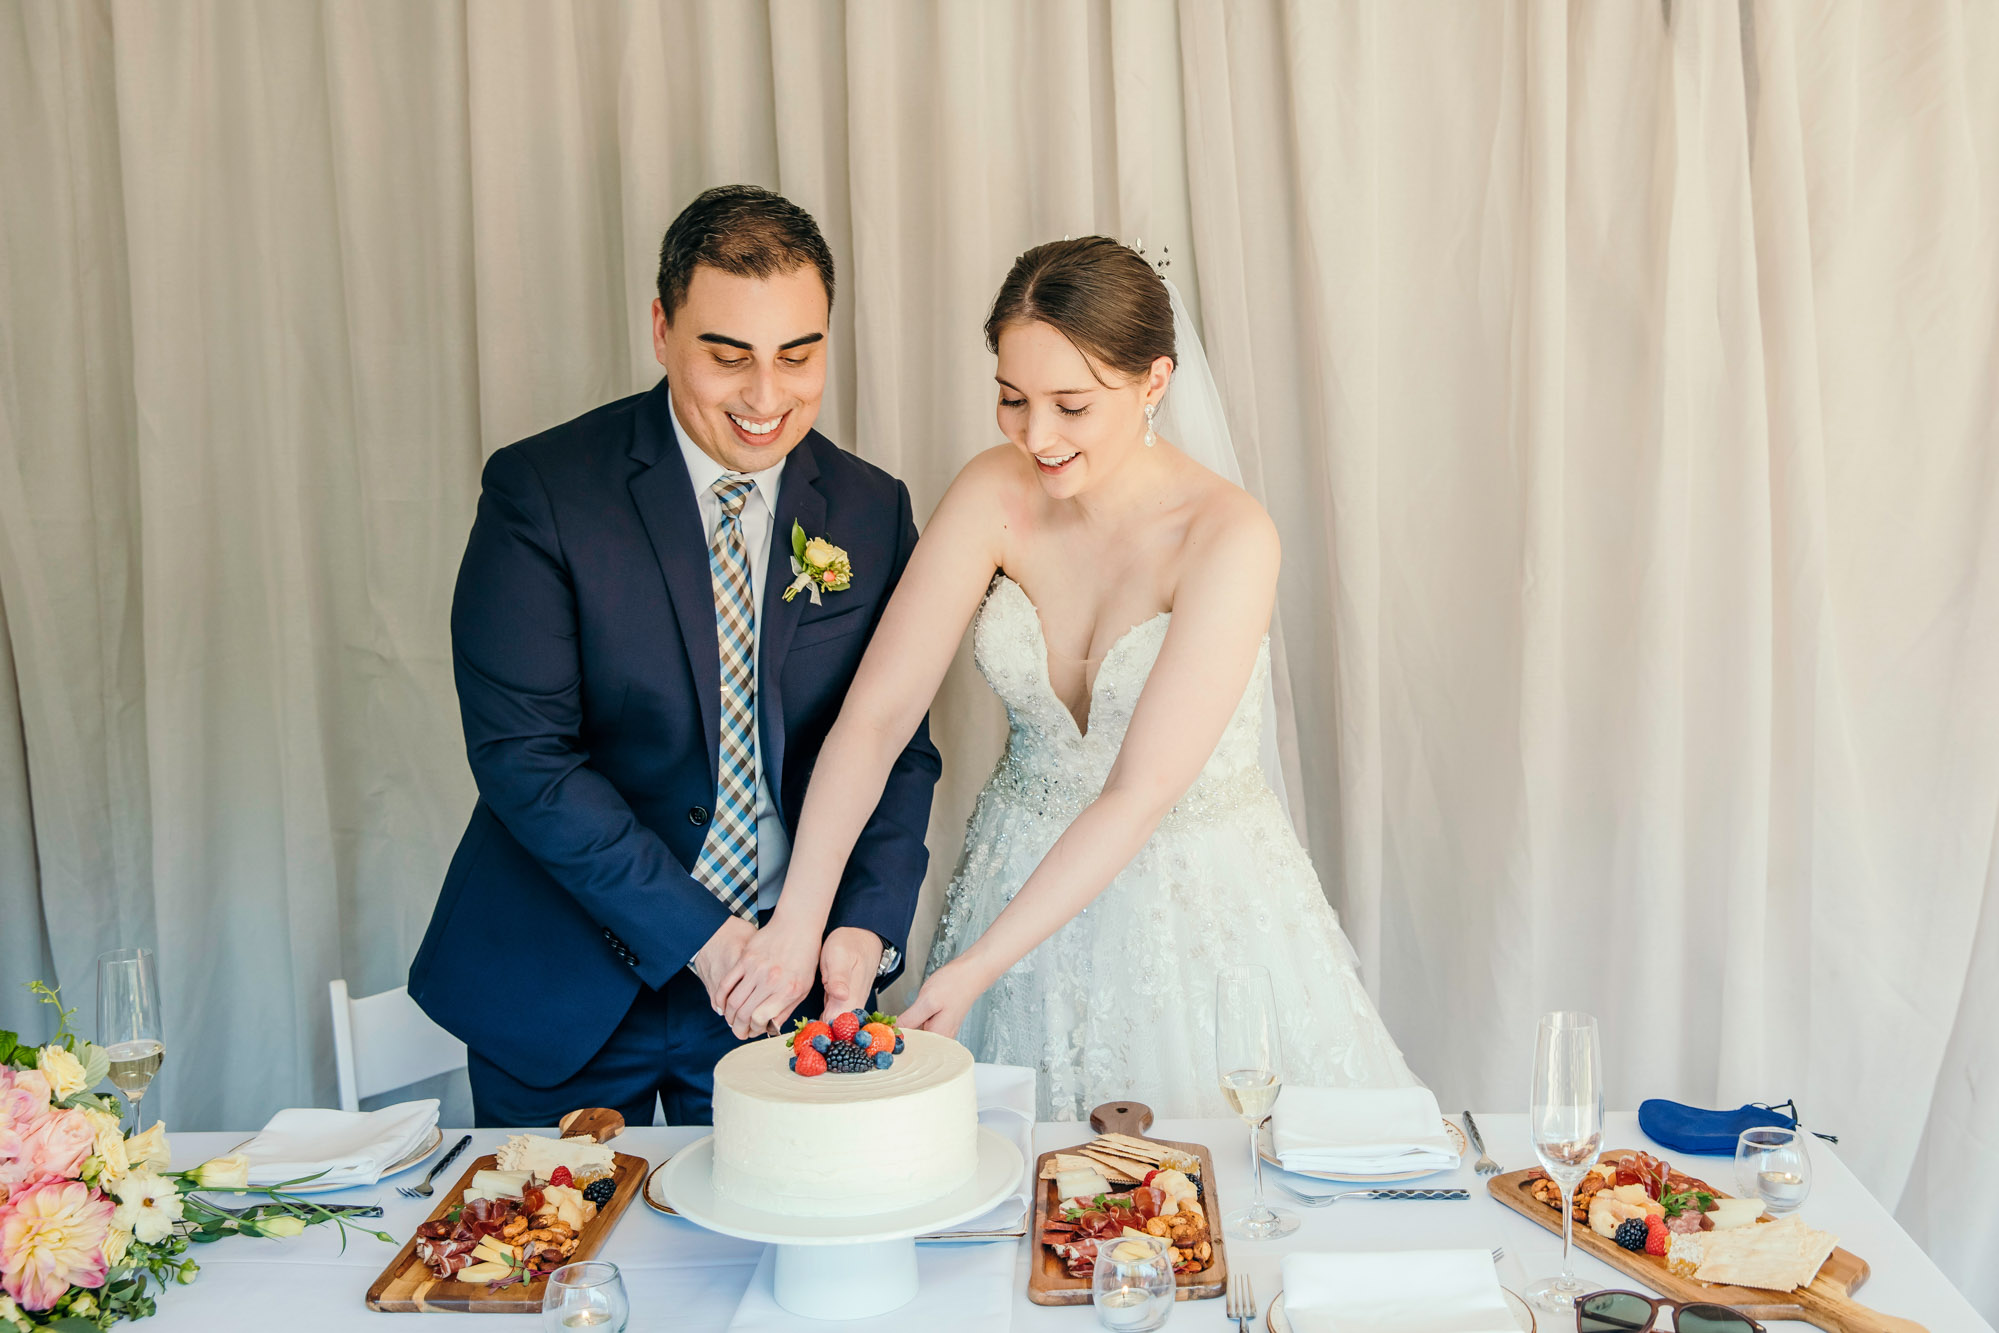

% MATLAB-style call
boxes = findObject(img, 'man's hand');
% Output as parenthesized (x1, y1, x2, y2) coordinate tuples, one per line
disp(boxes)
(718, 916, 822, 1039)
(818, 927, 886, 1020)
(689, 916, 758, 1019)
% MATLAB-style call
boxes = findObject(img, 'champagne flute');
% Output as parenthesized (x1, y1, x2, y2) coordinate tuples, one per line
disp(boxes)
(97, 948, 164, 1132)
(1523, 1011, 1604, 1315)
(1215, 964, 1298, 1241)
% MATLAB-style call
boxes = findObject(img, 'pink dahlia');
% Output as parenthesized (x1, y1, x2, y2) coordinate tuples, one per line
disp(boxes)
(1, 1107, 94, 1196)
(0, 1178, 114, 1311)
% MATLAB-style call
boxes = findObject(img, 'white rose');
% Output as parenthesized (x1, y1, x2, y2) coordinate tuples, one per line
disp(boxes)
(124, 1120, 170, 1171)
(36, 1044, 88, 1101)
(86, 1108, 130, 1184)
(192, 1153, 249, 1189)
(103, 1223, 134, 1269)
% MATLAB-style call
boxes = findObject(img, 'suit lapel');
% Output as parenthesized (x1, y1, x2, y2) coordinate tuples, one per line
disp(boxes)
(760, 433, 827, 807)
(628, 380, 721, 790)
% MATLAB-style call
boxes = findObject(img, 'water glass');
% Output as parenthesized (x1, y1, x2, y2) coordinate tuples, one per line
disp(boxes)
(1092, 1233, 1175, 1331)
(542, 1261, 628, 1331)
(1736, 1127, 1811, 1215)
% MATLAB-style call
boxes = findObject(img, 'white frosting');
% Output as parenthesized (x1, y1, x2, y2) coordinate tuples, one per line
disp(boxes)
(710, 1029, 979, 1217)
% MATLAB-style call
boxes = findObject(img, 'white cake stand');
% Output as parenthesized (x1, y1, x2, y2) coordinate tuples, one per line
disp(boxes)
(657, 1127, 1024, 1321)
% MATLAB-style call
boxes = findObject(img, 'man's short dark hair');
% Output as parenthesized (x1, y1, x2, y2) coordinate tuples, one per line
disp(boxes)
(656, 185, 835, 322)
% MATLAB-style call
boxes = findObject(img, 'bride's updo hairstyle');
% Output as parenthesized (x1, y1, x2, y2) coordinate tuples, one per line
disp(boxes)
(984, 236, 1176, 384)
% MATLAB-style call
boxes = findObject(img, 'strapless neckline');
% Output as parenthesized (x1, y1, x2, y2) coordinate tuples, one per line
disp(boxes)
(992, 574, 1170, 742)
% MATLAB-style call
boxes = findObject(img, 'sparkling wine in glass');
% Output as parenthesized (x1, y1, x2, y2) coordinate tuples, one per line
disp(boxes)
(1215, 964, 1299, 1241)
(97, 947, 164, 1132)
(1523, 1011, 1604, 1315)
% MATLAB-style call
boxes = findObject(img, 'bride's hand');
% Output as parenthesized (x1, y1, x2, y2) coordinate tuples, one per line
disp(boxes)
(898, 960, 986, 1039)
(718, 916, 820, 1039)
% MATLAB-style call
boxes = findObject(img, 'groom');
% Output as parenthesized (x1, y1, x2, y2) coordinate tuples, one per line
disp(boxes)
(410, 186, 940, 1127)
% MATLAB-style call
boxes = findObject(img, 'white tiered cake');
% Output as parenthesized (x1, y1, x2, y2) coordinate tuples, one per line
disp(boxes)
(710, 1028, 979, 1218)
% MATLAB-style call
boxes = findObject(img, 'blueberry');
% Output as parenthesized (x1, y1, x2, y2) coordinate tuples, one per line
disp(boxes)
(874, 1052, 894, 1069)
(854, 1008, 868, 1020)
(788, 1056, 797, 1071)
(811, 1034, 830, 1053)
(893, 1037, 905, 1054)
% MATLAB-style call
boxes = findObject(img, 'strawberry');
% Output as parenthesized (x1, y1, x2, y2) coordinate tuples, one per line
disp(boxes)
(830, 1011, 862, 1042)
(791, 1019, 833, 1052)
(860, 1022, 897, 1057)
(1644, 1216, 1668, 1257)
(548, 1166, 573, 1189)
(794, 1047, 828, 1077)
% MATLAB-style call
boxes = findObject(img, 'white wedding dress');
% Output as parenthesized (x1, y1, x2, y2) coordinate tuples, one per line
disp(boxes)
(926, 573, 1419, 1121)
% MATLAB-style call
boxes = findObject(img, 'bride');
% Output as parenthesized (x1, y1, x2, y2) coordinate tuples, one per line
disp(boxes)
(719, 236, 1416, 1118)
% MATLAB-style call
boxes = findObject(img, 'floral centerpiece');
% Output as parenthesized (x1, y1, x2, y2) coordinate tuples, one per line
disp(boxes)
(0, 984, 390, 1329)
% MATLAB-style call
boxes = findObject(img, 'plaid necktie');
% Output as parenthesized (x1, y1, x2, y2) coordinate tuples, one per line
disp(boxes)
(691, 475, 761, 920)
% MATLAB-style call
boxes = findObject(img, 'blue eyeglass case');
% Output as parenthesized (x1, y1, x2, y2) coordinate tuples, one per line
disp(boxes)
(1638, 1099, 1804, 1156)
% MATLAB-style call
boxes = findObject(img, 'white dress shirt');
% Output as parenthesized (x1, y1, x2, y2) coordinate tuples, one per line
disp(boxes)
(669, 394, 792, 911)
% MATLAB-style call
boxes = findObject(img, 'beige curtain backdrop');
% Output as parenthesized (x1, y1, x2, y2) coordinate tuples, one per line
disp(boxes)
(3, 0, 1995, 1312)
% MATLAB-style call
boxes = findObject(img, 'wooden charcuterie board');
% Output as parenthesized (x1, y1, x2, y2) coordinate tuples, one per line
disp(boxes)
(1027, 1100, 1227, 1306)
(365, 1151, 646, 1313)
(1488, 1149, 1925, 1333)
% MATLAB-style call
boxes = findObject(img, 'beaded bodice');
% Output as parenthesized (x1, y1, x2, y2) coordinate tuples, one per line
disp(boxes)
(971, 575, 1268, 829)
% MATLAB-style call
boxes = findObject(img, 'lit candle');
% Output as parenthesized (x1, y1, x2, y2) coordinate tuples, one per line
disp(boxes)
(1096, 1284, 1153, 1331)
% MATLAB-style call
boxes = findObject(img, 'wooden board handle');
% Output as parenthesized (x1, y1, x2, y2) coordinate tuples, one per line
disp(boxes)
(1796, 1289, 1929, 1333)
(1089, 1101, 1155, 1136)
(558, 1107, 625, 1143)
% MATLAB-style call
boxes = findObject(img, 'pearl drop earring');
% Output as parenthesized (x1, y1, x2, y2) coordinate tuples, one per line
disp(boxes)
(1143, 402, 1156, 448)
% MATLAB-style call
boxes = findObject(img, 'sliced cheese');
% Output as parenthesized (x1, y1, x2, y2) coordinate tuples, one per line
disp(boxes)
(470, 1168, 530, 1200)
(495, 1133, 615, 1182)
(1706, 1197, 1766, 1230)
(1053, 1169, 1112, 1201)
(455, 1260, 513, 1284)
(471, 1237, 515, 1265)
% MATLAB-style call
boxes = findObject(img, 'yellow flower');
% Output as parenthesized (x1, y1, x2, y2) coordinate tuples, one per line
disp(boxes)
(124, 1121, 170, 1172)
(191, 1154, 248, 1189)
(803, 536, 839, 567)
(85, 1109, 129, 1185)
(102, 1224, 132, 1270)
(35, 1046, 87, 1102)
(256, 1214, 306, 1238)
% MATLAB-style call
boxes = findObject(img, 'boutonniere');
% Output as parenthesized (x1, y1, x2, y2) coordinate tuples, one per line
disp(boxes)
(783, 520, 853, 604)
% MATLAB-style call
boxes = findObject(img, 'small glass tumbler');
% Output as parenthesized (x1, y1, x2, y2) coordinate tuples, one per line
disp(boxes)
(1735, 1126, 1812, 1216)
(1092, 1233, 1175, 1332)
(542, 1261, 629, 1332)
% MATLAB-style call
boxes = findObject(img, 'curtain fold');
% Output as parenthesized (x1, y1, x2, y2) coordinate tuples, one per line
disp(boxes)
(2, 0, 1993, 1314)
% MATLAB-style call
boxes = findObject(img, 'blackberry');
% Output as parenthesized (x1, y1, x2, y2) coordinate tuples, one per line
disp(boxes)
(824, 1041, 873, 1074)
(582, 1177, 616, 1207)
(1613, 1217, 1649, 1253)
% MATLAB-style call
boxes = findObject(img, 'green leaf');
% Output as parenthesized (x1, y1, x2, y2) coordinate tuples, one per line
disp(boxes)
(0, 1029, 17, 1065)
(76, 1039, 110, 1091)
(791, 519, 807, 563)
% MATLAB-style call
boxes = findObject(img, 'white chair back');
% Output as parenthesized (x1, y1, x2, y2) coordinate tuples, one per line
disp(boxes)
(329, 979, 466, 1112)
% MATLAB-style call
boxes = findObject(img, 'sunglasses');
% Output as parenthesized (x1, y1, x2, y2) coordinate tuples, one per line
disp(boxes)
(1577, 1290, 1766, 1332)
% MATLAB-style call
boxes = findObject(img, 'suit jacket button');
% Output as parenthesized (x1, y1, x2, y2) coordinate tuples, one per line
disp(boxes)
(689, 806, 710, 826)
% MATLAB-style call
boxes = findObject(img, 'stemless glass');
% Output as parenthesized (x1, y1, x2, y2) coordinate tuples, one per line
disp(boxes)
(1523, 1011, 1604, 1315)
(1091, 1232, 1175, 1331)
(541, 1261, 629, 1331)
(1736, 1127, 1811, 1216)
(1214, 964, 1298, 1241)
(97, 948, 164, 1132)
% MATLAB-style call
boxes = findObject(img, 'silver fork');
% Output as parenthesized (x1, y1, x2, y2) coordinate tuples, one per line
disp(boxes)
(1225, 1271, 1256, 1333)
(1463, 1111, 1502, 1176)
(397, 1134, 472, 1200)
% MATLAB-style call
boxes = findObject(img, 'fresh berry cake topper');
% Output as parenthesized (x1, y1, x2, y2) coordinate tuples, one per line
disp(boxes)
(786, 1010, 907, 1077)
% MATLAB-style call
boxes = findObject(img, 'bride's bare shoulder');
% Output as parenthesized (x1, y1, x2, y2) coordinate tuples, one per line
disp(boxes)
(1183, 468, 1279, 568)
(942, 445, 1042, 516)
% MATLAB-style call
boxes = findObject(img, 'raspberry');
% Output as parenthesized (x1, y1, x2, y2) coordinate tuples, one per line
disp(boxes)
(830, 1011, 861, 1042)
(860, 1022, 896, 1057)
(548, 1166, 573, 1189)
(794, 1047, 828, 1077)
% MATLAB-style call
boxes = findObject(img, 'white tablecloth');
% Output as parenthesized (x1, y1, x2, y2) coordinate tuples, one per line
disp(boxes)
(160, 1112, 1989, 1331)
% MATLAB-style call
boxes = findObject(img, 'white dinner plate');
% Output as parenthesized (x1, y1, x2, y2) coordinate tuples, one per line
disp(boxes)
(1259, 1117, 1469, 1184)
(227, 1125, 445, 1195)
(1267, 1286, 1534, 1332)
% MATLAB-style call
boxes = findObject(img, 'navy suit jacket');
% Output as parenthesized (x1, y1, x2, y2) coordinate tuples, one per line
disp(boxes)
(410, 380, 941, 1088)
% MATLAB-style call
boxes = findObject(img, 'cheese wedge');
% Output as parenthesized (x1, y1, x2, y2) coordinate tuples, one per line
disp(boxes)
(455, 1260, 513, 1284)
(1053, 1168, 1112, 1201)
(470, 1168, 530, 1200)
(1705, 1197, 1766, 1230)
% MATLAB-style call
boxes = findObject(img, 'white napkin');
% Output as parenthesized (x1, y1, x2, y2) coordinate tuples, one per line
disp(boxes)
(922, 1063, 1036, 1239)
(238, 1100, 439, 1189)
(1272, 1086, 1459, 1175)
(1281, 1250, 1520, 1333)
